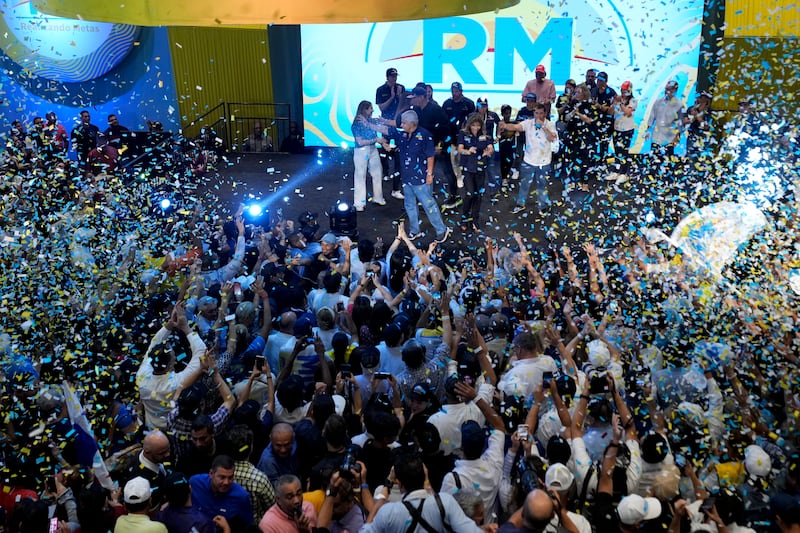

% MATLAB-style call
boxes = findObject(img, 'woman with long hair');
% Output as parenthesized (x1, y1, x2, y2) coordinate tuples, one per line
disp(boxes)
(457, 114, 494, 232)
(350, 100, 387, 211)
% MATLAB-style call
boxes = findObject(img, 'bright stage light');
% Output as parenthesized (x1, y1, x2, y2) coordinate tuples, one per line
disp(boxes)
(242, 200, 269, 227)
(159, 198, 172, 210)
(329, 200, 358, 238)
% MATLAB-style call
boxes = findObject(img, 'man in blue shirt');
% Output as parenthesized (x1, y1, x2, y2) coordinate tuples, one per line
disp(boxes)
(189, 455, 254, 528)
(385, 109, 452, 243)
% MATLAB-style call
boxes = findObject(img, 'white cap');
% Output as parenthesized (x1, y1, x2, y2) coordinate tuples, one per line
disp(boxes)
(744, 445, 771, 478)
(587, 339, 611, 367)
(124, 476, 152, 504)
(545, 463, 575, 491)
(617, 494, 662, 525)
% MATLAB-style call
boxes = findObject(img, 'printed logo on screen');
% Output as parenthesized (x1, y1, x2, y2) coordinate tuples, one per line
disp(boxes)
(0, 0, 139, 82)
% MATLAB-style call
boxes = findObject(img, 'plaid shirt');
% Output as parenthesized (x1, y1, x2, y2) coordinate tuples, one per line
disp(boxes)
(167, 404, 231, 461)
(234, 460, 275, 521)
(396, 343, 452, 403)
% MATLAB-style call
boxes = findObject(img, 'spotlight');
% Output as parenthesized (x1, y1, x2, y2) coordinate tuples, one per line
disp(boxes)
(242, 200, 269, 228)
(151, 188, 181, 216)
(329, 200, 358, 238)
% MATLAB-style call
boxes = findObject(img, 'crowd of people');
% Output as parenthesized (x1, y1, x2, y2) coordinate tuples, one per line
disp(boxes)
(0, 62, 799, 533)
(353, 66, 798, 236)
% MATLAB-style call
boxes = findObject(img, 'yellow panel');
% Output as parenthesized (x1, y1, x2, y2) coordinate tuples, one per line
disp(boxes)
(168, 27, 273, 133)
(34, 0, 520, 26)
(725, 0, 799, 37)
(711, 37, 799, 117)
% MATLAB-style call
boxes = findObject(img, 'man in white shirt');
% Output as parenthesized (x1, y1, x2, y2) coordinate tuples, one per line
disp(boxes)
(136, 301, 207, 430)
(428, 375, 494, 456)
(497, 329, 558, 400)
(500, 103, 559, 214)
(440, 381, 506, 522)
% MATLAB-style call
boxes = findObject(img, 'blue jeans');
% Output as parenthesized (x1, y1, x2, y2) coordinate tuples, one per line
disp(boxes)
(516, 162, 552, 209)
(403, 182, 446, 236)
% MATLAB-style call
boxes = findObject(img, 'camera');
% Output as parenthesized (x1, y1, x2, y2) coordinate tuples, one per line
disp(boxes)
(588, 367, 609, 394)
(339, 445, 361, 478)
(340, 363, 351, 379)
(374, 372, 390, 380)
(542, 371, 553, 387)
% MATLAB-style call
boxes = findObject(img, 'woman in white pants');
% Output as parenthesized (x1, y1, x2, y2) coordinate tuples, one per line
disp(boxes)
(351, 100, 387, 211)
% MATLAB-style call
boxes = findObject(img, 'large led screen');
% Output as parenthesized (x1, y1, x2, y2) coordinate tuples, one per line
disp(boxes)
(301, 0, 704, 152)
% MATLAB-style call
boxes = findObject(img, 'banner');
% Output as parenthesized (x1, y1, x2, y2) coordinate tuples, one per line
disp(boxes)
(301, 0, 704, 151)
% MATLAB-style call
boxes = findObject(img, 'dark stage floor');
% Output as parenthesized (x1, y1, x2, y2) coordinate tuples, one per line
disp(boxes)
(211, 150, 683, 258)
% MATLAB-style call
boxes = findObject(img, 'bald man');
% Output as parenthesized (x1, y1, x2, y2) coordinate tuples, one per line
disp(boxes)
(257, 423, 300, 486)
(497, 490, 555, 533)
(125, 431, 171, 508)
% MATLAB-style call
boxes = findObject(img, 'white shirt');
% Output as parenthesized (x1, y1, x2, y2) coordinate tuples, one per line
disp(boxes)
(377, 342, 405, 377)
(498, 356, 558, 398)
(136, 327, 206, 430)
(521, 119, 558, 166)
(440, 429, 505, 519)
(428, 384, 494, 455)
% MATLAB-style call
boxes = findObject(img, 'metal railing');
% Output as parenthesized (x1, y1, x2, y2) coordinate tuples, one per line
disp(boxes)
(180, 102, 293, 154)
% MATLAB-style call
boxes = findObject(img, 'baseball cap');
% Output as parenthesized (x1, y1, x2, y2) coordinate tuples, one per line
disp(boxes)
(545, 463, 575, 491)
(451, 81, 463, 90)
(386, 67, 398, 77)
(293, 316, 314, 338)
(666, 80, 679, 90)
(597, 71, 609, 82)
(744, 445, 772, 478)
(197, 295, 218, 311)
(124, 476, 152, 504)
(621, 80, 633, 91)
(535, 64, 546, 74)
(408, 86, 427, 98)
(525, 93, 537, 101)
(617, 494, 662, 525)
(461, 420, 485, 457)
(410, 383, 432, 402)
(320, 232, 338, 245)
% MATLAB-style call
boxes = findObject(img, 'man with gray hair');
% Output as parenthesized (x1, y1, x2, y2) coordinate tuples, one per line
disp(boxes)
(383, 107, 452, 243)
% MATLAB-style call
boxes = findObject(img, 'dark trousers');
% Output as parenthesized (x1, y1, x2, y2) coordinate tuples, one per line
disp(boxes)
(461, 170, 486, 225)
(435, 148, 457, 198)
(499, 141, 515, 182)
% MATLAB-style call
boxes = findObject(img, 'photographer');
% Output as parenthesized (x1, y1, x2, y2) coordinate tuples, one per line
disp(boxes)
(316, 463, 372, 533)
(362, 452, 488, 533)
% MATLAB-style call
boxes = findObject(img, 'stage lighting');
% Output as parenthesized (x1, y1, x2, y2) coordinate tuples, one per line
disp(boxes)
(242, 200, 269, 227)
(329, 200, 358, 238)
(151, 188, 181, 216)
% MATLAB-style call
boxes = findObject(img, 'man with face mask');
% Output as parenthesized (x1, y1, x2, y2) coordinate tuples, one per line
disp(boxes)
(647, 80, 685, 163)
